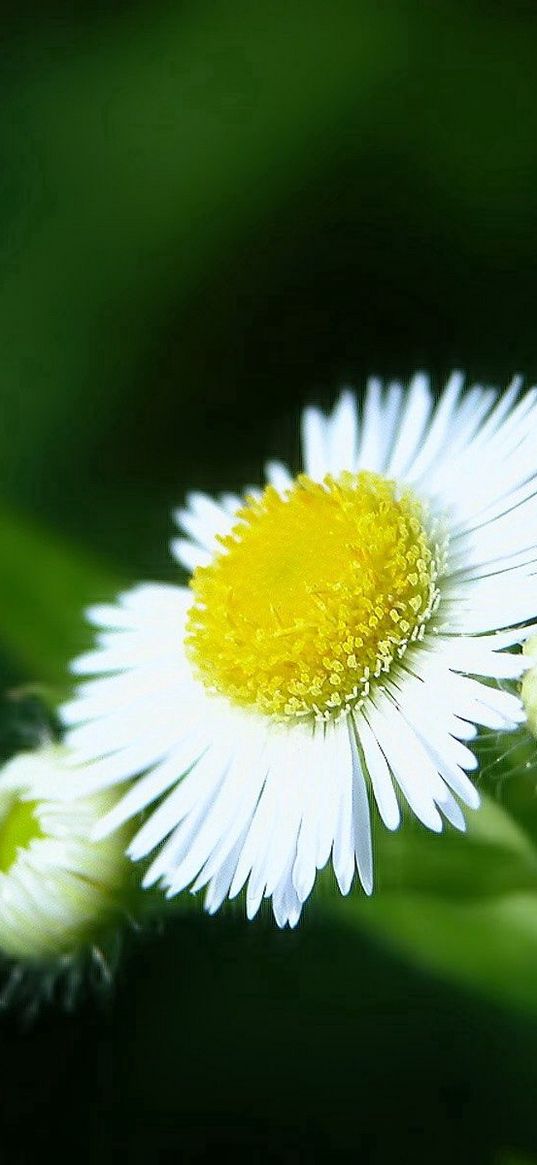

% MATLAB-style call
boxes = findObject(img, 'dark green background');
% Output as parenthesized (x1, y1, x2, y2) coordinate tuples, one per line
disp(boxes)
(2, 2, 537, 1161)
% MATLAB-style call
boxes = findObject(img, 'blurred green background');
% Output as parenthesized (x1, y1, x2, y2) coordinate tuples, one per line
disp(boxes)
(2, 1, 537, 1160)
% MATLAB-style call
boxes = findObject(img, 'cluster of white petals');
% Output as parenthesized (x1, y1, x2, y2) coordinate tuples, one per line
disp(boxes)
(62, 373, 537, 926)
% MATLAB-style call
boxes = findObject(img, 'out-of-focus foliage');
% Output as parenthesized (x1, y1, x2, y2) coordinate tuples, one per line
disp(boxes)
(498, 1156, 537, 1165)
(319, 794, 537, 1016)
(0, 503, 117, 689)
(0, 0, 402, 512)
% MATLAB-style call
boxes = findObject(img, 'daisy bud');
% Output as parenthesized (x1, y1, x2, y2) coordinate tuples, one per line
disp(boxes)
(522, 635, 537, 738)
(0, 745, 131, 987)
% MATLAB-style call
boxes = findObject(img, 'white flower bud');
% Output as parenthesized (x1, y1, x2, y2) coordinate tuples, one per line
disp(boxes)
(0, 745, 131, 964)
(522, 635, 537, 740)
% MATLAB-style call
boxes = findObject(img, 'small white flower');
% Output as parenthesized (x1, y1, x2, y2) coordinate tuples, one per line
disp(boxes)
(63, 372, 537, 927)
(0, 745, 130, 962)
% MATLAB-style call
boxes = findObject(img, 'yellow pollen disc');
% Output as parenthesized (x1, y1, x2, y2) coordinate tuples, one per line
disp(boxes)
(186, 471, 442, 722)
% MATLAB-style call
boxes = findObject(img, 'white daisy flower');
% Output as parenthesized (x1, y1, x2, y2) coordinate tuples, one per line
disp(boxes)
(0, 745, 130, 963)
(62, 372, 537, 927)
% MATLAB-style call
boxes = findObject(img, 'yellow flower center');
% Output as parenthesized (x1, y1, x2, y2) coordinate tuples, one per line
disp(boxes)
(186, 471, 443, 722)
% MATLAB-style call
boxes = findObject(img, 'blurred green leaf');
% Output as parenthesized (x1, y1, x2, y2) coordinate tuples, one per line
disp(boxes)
(322, 796, 537, 1015)
(0, 1, 404, 501)
(498, 1154, 537, 1165)
(374, 794, 537, 897)
(0, 502, 118, 688)
(351, 891, 537, 1015)
(157, 781, 537, 1018)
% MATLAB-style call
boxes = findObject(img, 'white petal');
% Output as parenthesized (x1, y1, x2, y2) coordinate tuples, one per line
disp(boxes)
(67, 723, 187, 794)
(348, 723, 373, 894)
(203, 829, 251, 915)
(228, 744, 284, 900)
(354, 713, 400, 831)
(367, 697, 445, 832)
(132, 739, 235, 863)
(164, 730, 269, 896)
(219, 492, 242, 515)
(176, 491, 235, 550)
(301, 405, 329, 479)
(385, 372, 433, 478)
(92, 729, 210, 839)
(357, 378, 403, 473)
(405, 370, 464, 483)
(265, 459, 293, 493)
(325, 390, 359, 474)
(292, 731, 329, 901)
(330, 725, 355, 896)
(85, 603, 141, 630)
(171, 538, 212, 571)
(437, 790, 466, 831)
